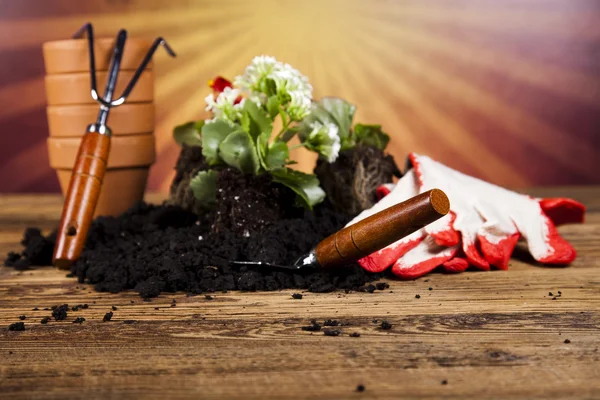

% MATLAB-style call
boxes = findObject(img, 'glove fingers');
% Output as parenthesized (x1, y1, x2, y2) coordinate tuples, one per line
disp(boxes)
(359, 230, 424, 273)
(478, 231, 520, 270)
(452, 212, 490, 271)
(471, 199, 518, 270)
(539, 198, 586, 226)
(391, 236, 458, 279)
(460, 230, 490, 270)
(442, 257, 469, 273)
(513, 204, 577, 265)
(534, 215, 577, 264)
(426, 211, 460, 247)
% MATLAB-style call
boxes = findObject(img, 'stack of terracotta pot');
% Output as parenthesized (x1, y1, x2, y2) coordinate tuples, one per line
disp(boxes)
(43, 38, 156, 217)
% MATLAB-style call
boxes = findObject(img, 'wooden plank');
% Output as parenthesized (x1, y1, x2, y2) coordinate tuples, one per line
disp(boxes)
(1, 189, 599, 399)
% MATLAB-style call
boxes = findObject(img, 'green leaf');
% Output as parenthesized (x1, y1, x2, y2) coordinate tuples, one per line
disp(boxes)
(354, 123, 390, 150)
(280, 127, 299, 143)
(266, 141, 289, 169)
(266, 95, 280, 119)
(297, 97, 356, 150)
(219, 130, 260, 174)
(242, 100, 273, 141)
(266, 78, 277, 96)
(319, 97, 356, 146)
(173, 121, 203, 147)
(201, 120, 238, 165)
(189, 170, 217, 209)
(256, 132, 270, 170)
(270, 168, 325, 209)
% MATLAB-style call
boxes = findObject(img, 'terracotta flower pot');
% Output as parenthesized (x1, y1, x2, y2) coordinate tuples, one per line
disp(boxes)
(45, 70, 154, 106)
(43, 36, 157, 218)
(47, 103, 155, 137)
(43, 38, 153, 74)
(47, 134, 156, 217)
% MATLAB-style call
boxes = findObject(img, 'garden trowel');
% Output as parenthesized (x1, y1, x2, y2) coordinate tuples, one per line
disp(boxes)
(231, 189, 449, 270)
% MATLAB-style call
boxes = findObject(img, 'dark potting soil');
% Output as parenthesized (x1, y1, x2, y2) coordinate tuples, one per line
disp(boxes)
(8, 322, 25, 331)
(4, 228, 56, 270)
(4, 171, 385, 298)
(52, 304, 68, 321)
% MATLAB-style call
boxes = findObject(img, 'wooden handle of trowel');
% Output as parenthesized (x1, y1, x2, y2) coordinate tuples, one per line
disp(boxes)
(53, 131, 111, 269)
(314, 189, 450, 268)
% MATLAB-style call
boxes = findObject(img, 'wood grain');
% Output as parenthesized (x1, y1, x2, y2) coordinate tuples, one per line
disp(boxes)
(1, 188, 600, 399)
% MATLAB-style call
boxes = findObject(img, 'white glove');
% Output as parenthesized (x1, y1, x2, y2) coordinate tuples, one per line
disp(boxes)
(346, 153, 585, 279)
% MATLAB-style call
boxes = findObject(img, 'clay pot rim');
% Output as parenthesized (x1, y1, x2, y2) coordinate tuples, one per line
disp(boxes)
(46, 103, 155, 137)
(44, 70, 154, 106)
(43, 37, 153, 50)
(47, 134, 156, 169)
(51, 131, 154, 137)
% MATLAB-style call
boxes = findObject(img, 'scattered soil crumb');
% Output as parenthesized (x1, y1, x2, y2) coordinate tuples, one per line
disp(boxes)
(324, 319, 339, 327)
(380, 321, 393, 330)
(72, 317, 86, 324)
(564, 339, 571, 344)
(205, 295, 214, 300)
(112, 306, 118, 311)
(103, 312, 113, 322)
(40, 317, 50, 325)
(52, 304, 69, 321)
(291, 293, 303, 299)
(18, 315, 26, 320)
(415, 294, 421, 299)
(442, 380, 448, 385)
(323, 329, 342, 336)
(360, 284, 376, 293)
(8, 322, 25, 331)
(349, 332, 361, 338)
(301, 320, 322, 332)
(356, 384, 365, 392)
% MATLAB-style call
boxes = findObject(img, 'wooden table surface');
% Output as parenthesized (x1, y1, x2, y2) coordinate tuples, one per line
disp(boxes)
(1, 188, 599, 400)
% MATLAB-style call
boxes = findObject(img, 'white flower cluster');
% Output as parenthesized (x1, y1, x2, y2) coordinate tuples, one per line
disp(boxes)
(234, 55, 313, 121)
(305, 121, 341, 163)
(204, 87, 245, 124)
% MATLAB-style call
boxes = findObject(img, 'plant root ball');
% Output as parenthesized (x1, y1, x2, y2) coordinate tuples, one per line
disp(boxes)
(315, 145, 401, 216)
(168, 145, 209, 215)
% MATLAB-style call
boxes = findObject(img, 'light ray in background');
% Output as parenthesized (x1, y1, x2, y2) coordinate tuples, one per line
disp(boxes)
(0, 0, 598, 192)
(356, 25, 597, 180)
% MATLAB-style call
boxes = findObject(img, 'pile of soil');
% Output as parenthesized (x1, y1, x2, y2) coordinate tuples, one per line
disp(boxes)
(5, 170, 385, 298)
(5, 145, 402, 298)
(169, 146, 301, 234)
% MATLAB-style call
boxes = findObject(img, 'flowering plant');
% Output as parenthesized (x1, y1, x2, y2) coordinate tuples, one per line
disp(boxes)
(174, 56, 389, 210)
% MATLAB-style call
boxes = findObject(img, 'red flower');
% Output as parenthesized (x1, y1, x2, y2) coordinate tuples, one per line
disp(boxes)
(208, 76, 242, 105)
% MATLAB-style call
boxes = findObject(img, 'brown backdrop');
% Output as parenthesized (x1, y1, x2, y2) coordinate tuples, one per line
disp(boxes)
(1, 0, 599, 193)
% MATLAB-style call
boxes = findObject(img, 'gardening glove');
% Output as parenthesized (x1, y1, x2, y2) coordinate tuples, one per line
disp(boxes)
(346, 153, 585, 279)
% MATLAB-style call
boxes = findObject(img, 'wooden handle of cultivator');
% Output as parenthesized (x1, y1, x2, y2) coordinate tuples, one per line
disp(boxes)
(314, 189, 450, 268)
(53, 131, 111, 269)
